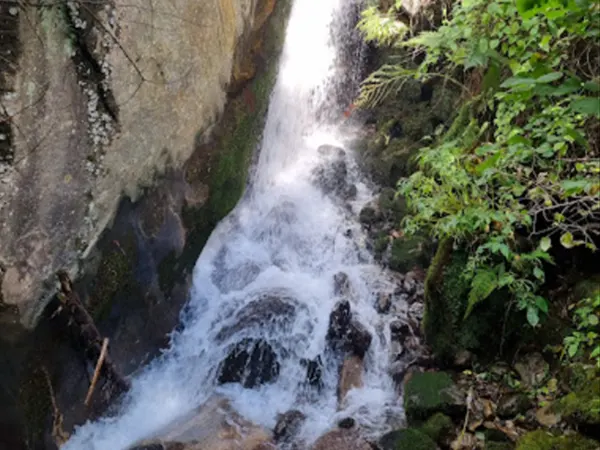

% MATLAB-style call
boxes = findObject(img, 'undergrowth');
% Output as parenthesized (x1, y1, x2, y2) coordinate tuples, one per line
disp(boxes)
(359, 0, 600, 329)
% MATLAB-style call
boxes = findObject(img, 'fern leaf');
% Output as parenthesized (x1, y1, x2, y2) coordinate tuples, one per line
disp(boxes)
(465, 269, 498, 319)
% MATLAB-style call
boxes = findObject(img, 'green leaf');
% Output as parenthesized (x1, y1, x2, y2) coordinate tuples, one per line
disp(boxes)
(571, 97, 600, 117)
(560, 232, 575, 249)
(540, 237, 552, 252)
(527, 306, 540, 327)
(475, 151, 502, 175)
(535, 296, 549, 314)
(501, 77, 537, 88)
(536, 72, 563, 84)
(568, 342, 579, 357)
(591, 346, 600, 358)
(465, 269, 498, 319)
(588, 315, 599, 326)
(534, 267, 545, 281)
(583, 81, 600, 93)
(561, 179, 590, 196)
(540, 35, 551, 52)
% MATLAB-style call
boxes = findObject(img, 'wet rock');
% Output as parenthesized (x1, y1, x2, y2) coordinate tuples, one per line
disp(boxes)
(129, 396, 273, 450)
(327, 300, 352, 343)
(390, 320, 411, 342)
(375, 292, 392, 314)
(496, 393, 532, 419)
(359, 204, 381, 226)
(215, 292, 297, 341)
(311, 429, 371, 450)
(333, 272, 351, 297)
(217, 339, 280, 388)
(379, 428, 437, 450)
(514, 353, 549, 389)
(338, 355, 364, 409)
(404, 371, 466, 422)
(312, 145, 348, 197)
(343, 184, 358, 201)
(274, 410, 306, 442)
(300, 356, 323, 389)
(347, 319, 372, 358)
(337, 417, 355, 429)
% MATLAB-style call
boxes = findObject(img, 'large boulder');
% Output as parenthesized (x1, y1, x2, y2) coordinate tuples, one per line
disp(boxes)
(403, 371, 466, 422)
(311, 145, 355, 200)
(273, 409, 306, 443)
(379, 428, 437, 450)
(129, 396, 273, 450)
(326, 300, 372, 358)
(217, 339, 280, 388)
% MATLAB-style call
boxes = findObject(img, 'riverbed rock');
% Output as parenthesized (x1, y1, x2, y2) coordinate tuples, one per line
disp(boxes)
(129, 396, 273, 450)
(514, 353, 549, 389)
(327, 300, 352, 344)
(311, 429, 371, 450)
(217, 339, 280, 388)
(326, 301, 372, 358)
(333, 272, 351, 297)
(404, 371, 466, 422)
(301, 356, 324, 389)
(496, 393, 532, 419)
(312, 145, 349, 197)
(274, 409, 306, 443)
(337, 355, 364, 409)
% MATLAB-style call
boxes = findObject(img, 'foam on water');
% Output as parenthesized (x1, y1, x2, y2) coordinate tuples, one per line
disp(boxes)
(64, 1, 405, 448)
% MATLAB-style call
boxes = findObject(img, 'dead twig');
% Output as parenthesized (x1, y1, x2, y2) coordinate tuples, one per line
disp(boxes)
(84, 337, 109, 407)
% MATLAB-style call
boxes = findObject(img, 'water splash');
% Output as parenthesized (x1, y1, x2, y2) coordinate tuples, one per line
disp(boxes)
(64, 1, 405, 448)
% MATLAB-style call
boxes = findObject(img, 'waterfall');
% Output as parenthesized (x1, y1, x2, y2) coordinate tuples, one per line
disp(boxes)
(64, 1, 405, 448)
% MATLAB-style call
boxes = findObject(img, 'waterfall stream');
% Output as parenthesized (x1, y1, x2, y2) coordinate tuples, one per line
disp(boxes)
(64, 1, 408, 448)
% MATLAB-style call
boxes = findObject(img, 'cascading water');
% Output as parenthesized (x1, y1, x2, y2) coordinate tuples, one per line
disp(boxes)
(64, 1, 409, 448)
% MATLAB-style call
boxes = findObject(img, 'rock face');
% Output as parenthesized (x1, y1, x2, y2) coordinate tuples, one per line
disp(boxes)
(129, 396, 274, 450)
(217, 339, 280, 388)
(0, 0, 280, 328)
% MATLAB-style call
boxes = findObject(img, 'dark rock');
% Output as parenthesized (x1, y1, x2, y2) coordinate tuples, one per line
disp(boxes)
(453, 350, 473, 369)
(327, 300, 352, 344)
(421, 412, 454, 444)
(497, 393, 532, 419)
(333, 272, 351, 297)
(217, 339, 280, 388)
(514, 352, 549, 389)
(375, 292, 392, 314)
(338, 417, 356, 429)
(274, 409, 306, 442)
(300, 356, 323, 389)
(359, 205, 381, 226)
(343, 184, 358, 201)
(379, 428, 437, 450)
(347, 319, 372, 358)
(312, 145, 349, 197)
(390, 320, 411, 342)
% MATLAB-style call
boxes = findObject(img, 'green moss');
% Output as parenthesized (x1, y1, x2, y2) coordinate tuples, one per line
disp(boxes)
(90, 231, 137, 320)
(379, 428, 437, 450)
(379, 187, 408, 224)
(486, 442, 515, 450)
(404, 372, 459, 422)
(516, 430, 599, 450)
(374, 231, 390, 260)
(176, 0, 291, 273)
(420, 412, 453, 443)
(422, 240, 517, 361)
(555, 377, 600, 425)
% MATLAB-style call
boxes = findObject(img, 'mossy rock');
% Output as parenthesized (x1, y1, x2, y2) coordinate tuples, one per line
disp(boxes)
(420, 412, 453, 443)
(486, 441, 515, 450)
(423, 239, 520, 362)
(516, 430, 599, 450)
(554, 377, 600, 426)
(379, 428, 437, 450)
(404, 371, 465, 422)
(378, 187, 408, 224)
(389, 233, 432, 273)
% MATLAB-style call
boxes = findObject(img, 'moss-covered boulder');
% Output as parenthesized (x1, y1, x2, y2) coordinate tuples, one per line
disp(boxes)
(486, 441, 515, 450)
(554, 377, 600, 427)
(421, 412, 453, 443)
(404, 371, 465, 422)
(379, 428, 438, 450)
(516, 430, 599, 450)
(422, 239, 521, 362)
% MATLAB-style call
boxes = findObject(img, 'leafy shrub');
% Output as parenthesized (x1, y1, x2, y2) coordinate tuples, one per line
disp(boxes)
(359, 0, 600, 326)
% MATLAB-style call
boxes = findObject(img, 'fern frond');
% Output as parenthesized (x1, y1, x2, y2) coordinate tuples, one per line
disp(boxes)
(356, 64, 416, 108)
(465, 269, 498, 319)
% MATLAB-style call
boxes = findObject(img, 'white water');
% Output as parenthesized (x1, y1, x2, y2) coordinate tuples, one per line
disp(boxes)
(64, 1, 405, 448)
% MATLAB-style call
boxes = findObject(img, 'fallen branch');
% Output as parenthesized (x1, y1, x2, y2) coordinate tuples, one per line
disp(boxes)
(42, 366, 70, 447)
(85, 337, 109, 407)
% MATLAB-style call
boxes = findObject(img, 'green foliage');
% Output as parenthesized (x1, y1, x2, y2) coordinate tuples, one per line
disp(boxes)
(359, 0, 600, 327)
(516, 430, 599, 450)
(404, 371, 458, 421)
(562, 293, 600, 367)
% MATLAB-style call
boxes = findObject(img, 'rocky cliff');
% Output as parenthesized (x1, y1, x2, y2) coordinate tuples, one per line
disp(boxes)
(0, 0, 274, 328)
